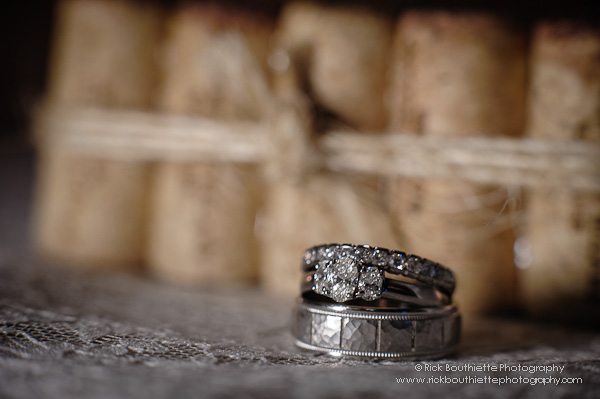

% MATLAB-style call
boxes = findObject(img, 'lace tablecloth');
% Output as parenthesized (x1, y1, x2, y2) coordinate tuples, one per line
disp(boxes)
(1, 255, 599, 398)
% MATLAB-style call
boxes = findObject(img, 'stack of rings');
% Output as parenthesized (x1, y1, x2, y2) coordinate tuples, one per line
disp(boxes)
(293, 244, 461, 359)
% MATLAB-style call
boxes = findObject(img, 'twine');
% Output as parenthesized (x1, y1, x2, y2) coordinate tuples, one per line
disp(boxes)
(36, 105, 600, 192)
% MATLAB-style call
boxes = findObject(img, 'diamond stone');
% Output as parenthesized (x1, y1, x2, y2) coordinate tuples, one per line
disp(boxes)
(313, 261, 333, 295)
(335, 255, 359, 280)
(329, 282, 355, 302)
(388, 252, 404, 269)
(404, 256, 421, 273)
(303, 248, 316, 266)
(317, 246, 334, 260)
(371, 248, 389, 266)
(354, 246, 374, 263)
(357, 266, 384, 300)
(337, 245, 355, 259)
(420, 259, 436, 277)
(313, 253, 360, 302)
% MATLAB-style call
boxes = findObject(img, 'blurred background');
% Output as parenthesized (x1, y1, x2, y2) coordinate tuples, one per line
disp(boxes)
(1, 0, 600, 327)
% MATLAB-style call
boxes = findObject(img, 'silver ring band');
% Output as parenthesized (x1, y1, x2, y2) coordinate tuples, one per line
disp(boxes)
(293, 297, 460, 359)
(301, 272, 450, 307)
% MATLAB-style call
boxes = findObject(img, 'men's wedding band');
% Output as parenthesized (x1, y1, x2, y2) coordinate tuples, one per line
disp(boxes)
(293, 296, 460, 359)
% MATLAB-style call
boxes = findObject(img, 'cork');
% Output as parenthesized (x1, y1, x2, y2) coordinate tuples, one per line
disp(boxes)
(387, 11, 527, 314)
(520, 21, 600, 319)
(157, 3, 273, 118)
(273, 1, 393, 131)
(258, 3, 398, 295)
(36, 0, 163, 269)
(260, 100, 400, 297)
(147, 4, 273, 285)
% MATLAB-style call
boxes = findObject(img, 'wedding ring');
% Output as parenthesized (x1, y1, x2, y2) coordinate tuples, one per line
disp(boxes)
(293, 296, 460, 359)
(295, 243, 460, 359)
(302, 244, 455, 302)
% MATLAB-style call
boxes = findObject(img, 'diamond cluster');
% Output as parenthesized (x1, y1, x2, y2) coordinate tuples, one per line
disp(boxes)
(313, 246, 385, 302)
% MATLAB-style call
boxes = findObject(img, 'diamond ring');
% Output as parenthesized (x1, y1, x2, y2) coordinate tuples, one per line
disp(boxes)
(302, 244, 455, 302)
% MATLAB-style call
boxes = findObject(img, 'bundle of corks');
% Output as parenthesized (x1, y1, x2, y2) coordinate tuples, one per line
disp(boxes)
(38, 0, 274, 285)
(35, 0, 600, 322)
(520, 22, 600, 320)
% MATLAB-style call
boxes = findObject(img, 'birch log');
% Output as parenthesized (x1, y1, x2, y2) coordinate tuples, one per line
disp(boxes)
(36, 0, 162, 269)
(148, 4, 273, 285)
(387, 11, 527, 314)
(520, 21, 600, 319)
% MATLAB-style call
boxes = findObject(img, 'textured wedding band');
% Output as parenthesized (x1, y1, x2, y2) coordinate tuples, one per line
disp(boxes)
(293, 297, 460, 359)
(302, 244, 455, 301)
(301, 272, 449, 307)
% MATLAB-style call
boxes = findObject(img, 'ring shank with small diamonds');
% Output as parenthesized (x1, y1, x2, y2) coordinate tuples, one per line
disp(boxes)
(302, 244, 455, 298)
